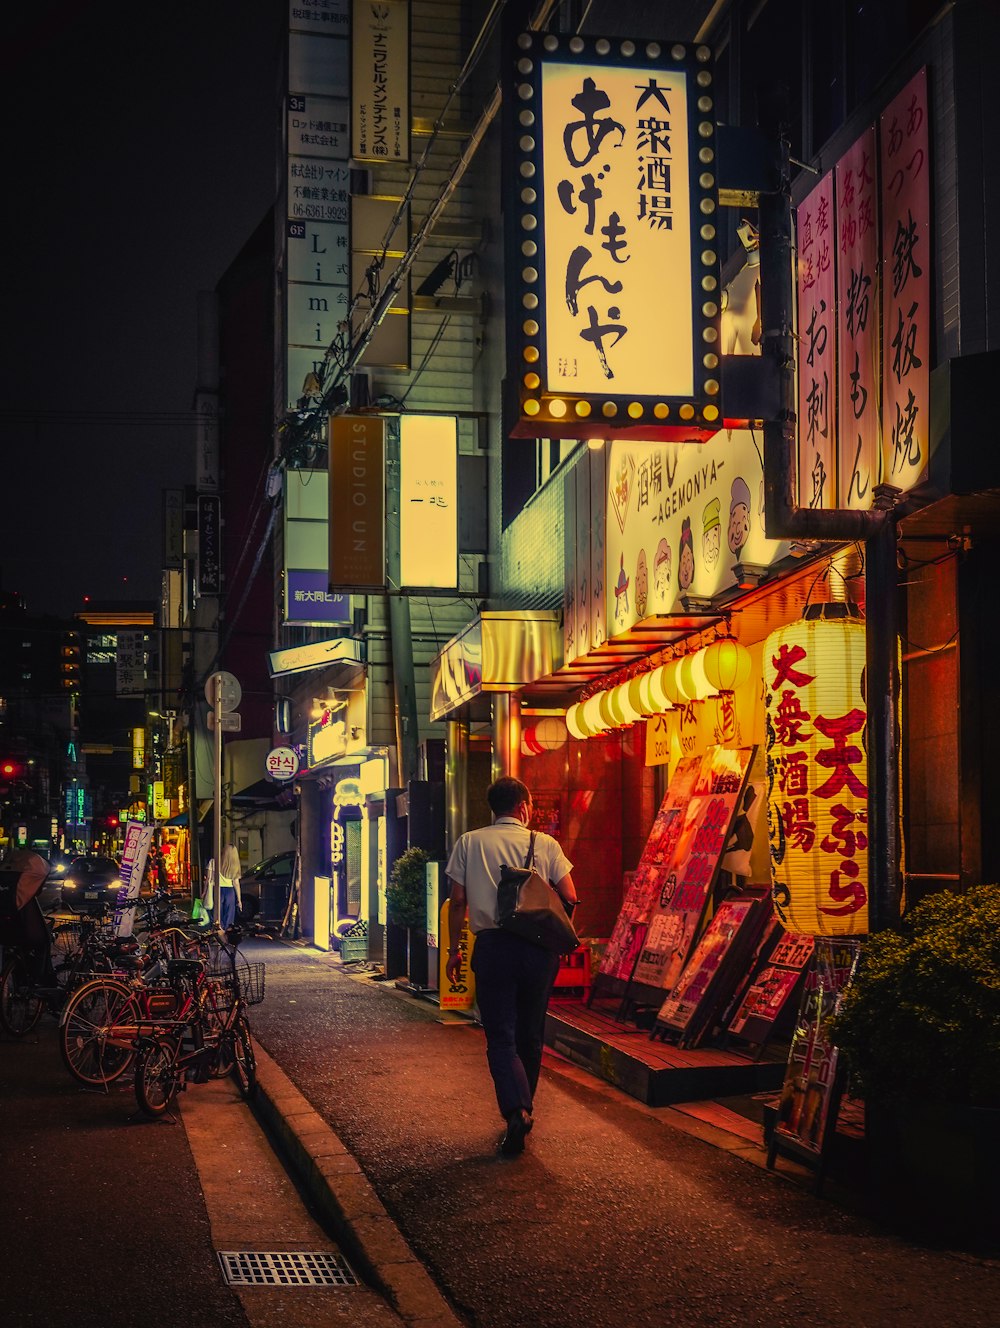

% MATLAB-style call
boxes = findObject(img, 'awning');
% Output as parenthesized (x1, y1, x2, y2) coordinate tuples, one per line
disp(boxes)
(231, 779, 295, 809)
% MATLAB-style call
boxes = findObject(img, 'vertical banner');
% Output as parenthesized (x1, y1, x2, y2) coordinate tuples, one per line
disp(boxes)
(116, 632, 146, 698)
(329, 415, 385, 590)
(563, 462, 578, 663)
(836, 129, 880, 509)
(352, 0, 410, 163)
(438, 901, 476, 1011)
(796, 173, 837, 508)
(398, 415, 457, 589)
(197, 495, 221, 596)
(113, 820, 153, 938)
(589, 444, 606, 648)
(880, 68, 930, 492)
(574, 453, 592, 655)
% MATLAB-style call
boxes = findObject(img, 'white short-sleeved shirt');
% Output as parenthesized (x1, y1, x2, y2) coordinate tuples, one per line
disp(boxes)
(445, 818, 573, 934)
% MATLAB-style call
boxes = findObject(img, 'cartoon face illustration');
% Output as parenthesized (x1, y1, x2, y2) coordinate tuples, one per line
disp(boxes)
(635, 548, 648, 618)
(729, 476, 752, 558)
(653, 537, 671, 602)
(678, 517, 695, 591)
(702, 497, 722, 570)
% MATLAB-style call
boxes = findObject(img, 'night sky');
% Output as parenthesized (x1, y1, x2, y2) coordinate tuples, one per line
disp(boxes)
(0, 2, 282, 619)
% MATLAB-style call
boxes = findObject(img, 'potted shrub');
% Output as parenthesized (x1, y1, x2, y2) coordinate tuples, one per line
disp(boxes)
(386, 848, 430, 988)
(830, 883, 1000, 1244)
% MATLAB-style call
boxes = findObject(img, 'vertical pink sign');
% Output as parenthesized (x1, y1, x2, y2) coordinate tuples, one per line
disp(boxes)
(835, 128, 880, 509)
(796, 172, 837, 508)
(880, 68, 930, 492)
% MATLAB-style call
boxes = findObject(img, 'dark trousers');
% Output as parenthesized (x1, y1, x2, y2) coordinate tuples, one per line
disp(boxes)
(471, 928, 559, 1120)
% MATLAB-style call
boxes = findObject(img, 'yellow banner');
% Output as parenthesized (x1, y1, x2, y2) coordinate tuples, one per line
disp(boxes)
(438, 901, 476, 1011)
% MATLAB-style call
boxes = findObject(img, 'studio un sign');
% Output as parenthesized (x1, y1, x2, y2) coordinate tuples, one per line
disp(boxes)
(504, 30, 723, 441)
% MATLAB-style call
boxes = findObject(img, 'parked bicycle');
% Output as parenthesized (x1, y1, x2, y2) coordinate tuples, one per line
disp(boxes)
(132, 953, 262, 1117)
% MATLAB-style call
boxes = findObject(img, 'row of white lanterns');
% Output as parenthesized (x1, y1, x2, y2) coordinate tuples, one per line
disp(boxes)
(565, 638, 752, 740)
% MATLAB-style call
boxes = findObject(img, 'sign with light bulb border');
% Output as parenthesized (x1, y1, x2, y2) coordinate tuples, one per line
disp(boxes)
(503, 28, 723, 441)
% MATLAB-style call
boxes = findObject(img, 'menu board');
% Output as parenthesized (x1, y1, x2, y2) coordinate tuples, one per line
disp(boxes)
(727, 931, 815, 1043)
(631, 747, 755, 994)
(771, 938, 860, 1156)
(599, 756, 703, 983)
(655, 891, 770, 1046)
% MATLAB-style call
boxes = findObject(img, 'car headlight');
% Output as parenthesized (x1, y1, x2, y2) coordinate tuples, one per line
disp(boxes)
(63, 879, 78, 889)
(54, 864, 66, 875)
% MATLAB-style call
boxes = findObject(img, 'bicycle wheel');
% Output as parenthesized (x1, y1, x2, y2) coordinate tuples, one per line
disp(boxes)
(0, 955, 45, 1037)
(59, 977, 135, 1086)
(134, 1036, 179, 1117)
(230, 1017, 256, 1101)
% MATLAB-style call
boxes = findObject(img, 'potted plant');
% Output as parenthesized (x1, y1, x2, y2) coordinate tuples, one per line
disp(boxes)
(830, 883, 1000, 1244)
(386, 848, 430, 988)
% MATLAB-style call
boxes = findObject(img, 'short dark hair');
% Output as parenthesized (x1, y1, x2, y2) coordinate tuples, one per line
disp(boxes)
(487, 776, 531, 817)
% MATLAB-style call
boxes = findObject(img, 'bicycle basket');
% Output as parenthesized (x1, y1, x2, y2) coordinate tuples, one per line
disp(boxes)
(239, 961, 266, 1005)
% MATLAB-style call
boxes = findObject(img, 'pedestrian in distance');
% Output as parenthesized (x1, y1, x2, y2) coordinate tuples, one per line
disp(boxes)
(205, 844, 242, 930)
(445, 776, 578, 1158)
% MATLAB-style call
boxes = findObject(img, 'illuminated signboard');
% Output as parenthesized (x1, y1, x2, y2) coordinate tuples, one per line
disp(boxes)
(399, 415, 458, 589)
(505, 31, 722, 440)
(132, 727, 145, 770)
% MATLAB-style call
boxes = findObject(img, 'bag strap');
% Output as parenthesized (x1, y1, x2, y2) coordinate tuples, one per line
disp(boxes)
(524, 831, 536, 869)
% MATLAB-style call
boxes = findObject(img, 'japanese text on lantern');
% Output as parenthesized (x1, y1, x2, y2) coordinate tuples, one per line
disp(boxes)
(796, 173, 837, 509)
(880, 68, 929, 493)
(836, 128, 879, 510)
(765, 626, 869, 933)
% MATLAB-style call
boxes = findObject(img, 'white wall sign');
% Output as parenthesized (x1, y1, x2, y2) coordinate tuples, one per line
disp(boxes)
(352, 0, 410, 163)
(399, 415, 458, 589)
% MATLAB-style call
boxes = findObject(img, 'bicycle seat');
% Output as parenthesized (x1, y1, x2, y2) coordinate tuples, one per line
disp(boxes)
(166, 958, 205, 980)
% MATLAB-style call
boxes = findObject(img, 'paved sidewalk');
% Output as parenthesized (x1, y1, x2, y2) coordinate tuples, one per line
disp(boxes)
(247, 941, 999, 1328)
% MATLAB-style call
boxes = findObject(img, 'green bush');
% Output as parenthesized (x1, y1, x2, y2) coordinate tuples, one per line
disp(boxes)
(831, 884, 1000, 1109)
(386, 847, 429, 929)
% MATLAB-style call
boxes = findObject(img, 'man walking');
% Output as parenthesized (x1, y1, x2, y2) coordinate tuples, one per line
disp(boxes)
(445, 777, 577, 1157)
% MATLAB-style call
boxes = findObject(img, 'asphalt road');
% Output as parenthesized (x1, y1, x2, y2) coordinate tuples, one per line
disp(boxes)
(250, 944, 999, 1328)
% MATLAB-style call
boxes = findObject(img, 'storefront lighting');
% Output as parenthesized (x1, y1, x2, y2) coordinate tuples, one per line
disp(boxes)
(611, 682, 643, 725)
(581, 694, 610, 735)
(677, 648, 714, 701)
(565, 702, 589, 739)
(522, 717, 568, 753)
(626, 675, 656, 718)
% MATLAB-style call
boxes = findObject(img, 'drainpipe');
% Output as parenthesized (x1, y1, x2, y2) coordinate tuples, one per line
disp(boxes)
(758, 135, 902, 931)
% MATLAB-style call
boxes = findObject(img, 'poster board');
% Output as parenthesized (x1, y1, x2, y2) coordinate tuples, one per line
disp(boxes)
(630, 746, 755, 1000)
(766, 938, 861, 1190)
(653, 890, 771, 1048)
(727, 931, 815, 1050)
(597, 756, 703, 989)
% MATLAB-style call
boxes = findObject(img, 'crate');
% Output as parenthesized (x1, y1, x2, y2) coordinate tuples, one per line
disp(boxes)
(339, 935, 369, 964)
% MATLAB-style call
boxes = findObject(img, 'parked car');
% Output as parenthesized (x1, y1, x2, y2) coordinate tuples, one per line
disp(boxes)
(39, 852, 73, 913)
(239, 851, 296, 921)
(60, 855, 125, 913)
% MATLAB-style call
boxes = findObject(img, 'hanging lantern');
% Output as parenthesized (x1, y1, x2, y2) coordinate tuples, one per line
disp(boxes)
(522, 717, 568, 754)
(657, 658, 685, 706)
(677, 647, 714, 701)
(627, 674, 657, 718)
(764, 603, 869, 937)
(701, 637, 752, 694)
(612, 681, 644, 725)
(565, 702, 589, 740)
(598, 689, 619, 729)
(581, 694, 610, 735)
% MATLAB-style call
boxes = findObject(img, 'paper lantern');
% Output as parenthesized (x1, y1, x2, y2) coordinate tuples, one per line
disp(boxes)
(657, 658, 685, 705)
(701, 638, 752, 694)
(598, 689, 619, 729)
(612, 682, 643, 725)
(627, 675, 657, 718)
(565, 702, 589, 740)
(764, 603, 869, 937)
(581, 694, 610, 735)
(522, 717, 568, 754)
(677, 648, 714, 701)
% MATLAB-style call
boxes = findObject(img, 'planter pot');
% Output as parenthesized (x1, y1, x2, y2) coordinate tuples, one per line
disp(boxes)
(867, 1099, 1000, 1247)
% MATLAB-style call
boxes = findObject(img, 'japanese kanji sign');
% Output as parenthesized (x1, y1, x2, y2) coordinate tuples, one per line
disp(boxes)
(796, 172, 837, 508)
(835, 128, 880, 510)
(399, 414, 457, 589)
(506, 31, 723, 440)
(352, 0, 409, 163)
(880, 68, 930, 493)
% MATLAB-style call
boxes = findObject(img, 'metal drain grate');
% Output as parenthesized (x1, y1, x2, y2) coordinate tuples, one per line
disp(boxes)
(218, 1250, 358, 1287)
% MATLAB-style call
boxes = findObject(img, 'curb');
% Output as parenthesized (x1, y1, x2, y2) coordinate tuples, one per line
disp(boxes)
(251, 1038, 464, 1328)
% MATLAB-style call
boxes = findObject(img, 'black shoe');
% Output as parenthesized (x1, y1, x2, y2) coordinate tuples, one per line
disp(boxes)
(499, 1108, 533, 1157)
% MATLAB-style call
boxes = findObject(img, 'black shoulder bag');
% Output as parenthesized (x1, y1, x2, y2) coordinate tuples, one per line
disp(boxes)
(496, 832, 579, 954)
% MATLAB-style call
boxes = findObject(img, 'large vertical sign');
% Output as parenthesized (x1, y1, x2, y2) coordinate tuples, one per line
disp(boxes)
(329, 415, 385, 590)
(197, 495, 221, 595)
(399, 415, 457, 588)
(880, 68, 930, 493)
(836, 129, 880, 509)
(506, 31, 722, 439)
(796, 173, 837, 509)
(116, 632, 146, 698)
(286, 1, 351, 410)
(352, 0, 410, 163)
